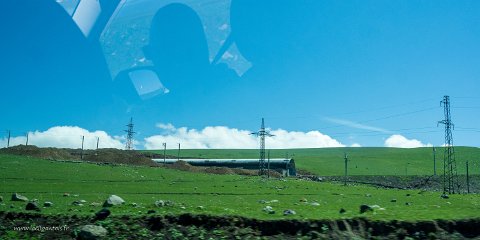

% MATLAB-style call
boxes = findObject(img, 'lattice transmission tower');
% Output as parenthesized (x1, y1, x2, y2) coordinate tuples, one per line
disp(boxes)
(251, 118, 274, 176)
(438, 95, 460, 194)
(125, 117, 136, 150)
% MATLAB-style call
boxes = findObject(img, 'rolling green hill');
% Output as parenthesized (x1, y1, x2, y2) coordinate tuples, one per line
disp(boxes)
(1, 149, 480, 239)
(145, 147, 480, 176)
(1, 153, 479, 221)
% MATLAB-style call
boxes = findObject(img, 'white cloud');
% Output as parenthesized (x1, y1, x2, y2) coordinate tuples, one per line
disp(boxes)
(268, 129, 344, 149)
(350, 143, 362, 147)
(156, 123, 176, 131)
(0, 124, 348, 150)
(144, 124, 345, 149)
(384, 134, 432, 148)
(0, 126, 124, 150)
(324, 117, 392, 133)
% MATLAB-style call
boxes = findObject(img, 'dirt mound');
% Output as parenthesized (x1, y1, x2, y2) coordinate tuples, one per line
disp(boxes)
(0, 145, 157, 167)
(204, 167, 235, 175)
(165, 161, 262, 176)
(232, 168, 259, 176)
(0, 146, 277, 177)
(83, 149, 156, 166)
(167, 160, 199, 172)
(0, 145, 75, 160)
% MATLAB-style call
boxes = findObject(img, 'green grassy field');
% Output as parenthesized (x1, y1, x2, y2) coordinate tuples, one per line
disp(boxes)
(1, 153, 479, 221)
(146, 147, 480, 176)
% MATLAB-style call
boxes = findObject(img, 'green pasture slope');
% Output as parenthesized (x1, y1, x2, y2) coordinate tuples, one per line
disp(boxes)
(146, 147, 480, 176)
(1, 153, 479, 221)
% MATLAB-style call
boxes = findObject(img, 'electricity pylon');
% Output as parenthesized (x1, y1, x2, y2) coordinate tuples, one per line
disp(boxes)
(438, 95, 459, 194)
(251, 118, 274, 176)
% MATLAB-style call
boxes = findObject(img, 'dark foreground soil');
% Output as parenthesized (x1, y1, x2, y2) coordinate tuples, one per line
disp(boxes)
(1, 211, 479, 239)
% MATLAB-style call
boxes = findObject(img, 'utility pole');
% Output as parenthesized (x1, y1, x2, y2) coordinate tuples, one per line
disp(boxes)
(433, 146, 437, 176)
(96, 137, 100, 150)
(438, 95, 459, 194)
(466, 161, 470, 194)
(344, 153, 348, 186)
(177, 143, 181, 161)
(251, 118, 274, 176)
(124, 117, 135, 150)
(25, 132, 29, 146)
(267, 150, 271, 179)
(81, 135, 85, 160)
(163, 143, 166, 165)
(6, 130, 10, 148)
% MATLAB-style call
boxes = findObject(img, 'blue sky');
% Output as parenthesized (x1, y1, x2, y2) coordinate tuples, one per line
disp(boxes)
(1, 0, 479, 149)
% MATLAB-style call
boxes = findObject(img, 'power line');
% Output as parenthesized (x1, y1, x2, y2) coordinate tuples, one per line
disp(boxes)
(451, 96, 480, 99)
(456, 127, 480, 130)
(328, 130, 442, 138)
(360, 107, 438, 124)
(325, 126, 439, 136)
(455, 127, 480, 133)
(321, 107, 438, 131)
(331, 97, 438, 117)
(167, 98, 440, 130)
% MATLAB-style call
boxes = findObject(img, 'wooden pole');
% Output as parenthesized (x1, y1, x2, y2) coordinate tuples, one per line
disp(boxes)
(177, 143, 180, 161)
(163, 143, 166, 166)
(466, 161, 470, 194)
(81, 135, 84, 160)
(267, 150, 271, 179)
(433, 146, 437, 176)
(7, 130, 10, 148)
(344, 153, 348, 186)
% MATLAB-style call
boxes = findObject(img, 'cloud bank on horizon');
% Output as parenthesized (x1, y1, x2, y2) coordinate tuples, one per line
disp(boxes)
(0, 126, 124, 150)
(0, 125, 432, 150)
(144, 123, 346, 149)
(384, 134, 432, 148)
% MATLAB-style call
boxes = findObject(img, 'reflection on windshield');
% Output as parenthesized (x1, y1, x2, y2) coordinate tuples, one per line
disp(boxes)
(72, 0, 102, 37)
(55, 0, 80, 16)
(100, 0, 251, 81)
(129, 69, 169, 100)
